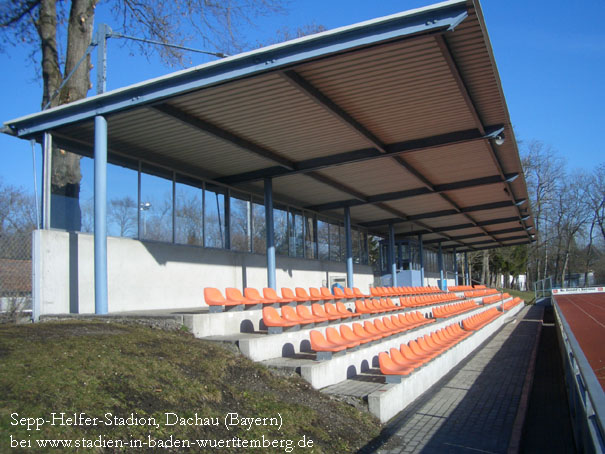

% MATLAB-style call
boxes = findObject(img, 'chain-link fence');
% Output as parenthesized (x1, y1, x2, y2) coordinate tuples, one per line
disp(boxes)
(0, 178, 36, 319)
(0, 228, 33, 316)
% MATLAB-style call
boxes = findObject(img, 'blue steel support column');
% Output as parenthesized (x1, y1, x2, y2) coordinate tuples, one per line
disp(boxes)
(438, 242, 445, 291)
(465, 251, 470, 286)
(453, 247, 458, 286)
(344, 206, 354, 288)
(264, 178, 276, 289)
(418, 234, 424, 286)
(389, 223, 397, 287)
(94, 116, 108, 314)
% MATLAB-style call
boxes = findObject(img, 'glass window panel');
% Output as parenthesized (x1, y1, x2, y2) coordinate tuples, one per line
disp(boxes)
(305, 214, 316, 259)
(105, 161, 138, 238)
(140, 168, 172, 242)
(175, 180, 203, 246)
(50, 149, 89, 231)
(252, 200, 266, 254)
(78, 156, 94, 233)
(204, 184, 226, 248)
(361, 232, 369, 265)
(289, 210, 304, 258)
(274, 205, 288, 255)
(329, 223, 340, 262)
(318, 220, 329, 261)
(230, 193, 250, 252)
(352, 229, 361, 264)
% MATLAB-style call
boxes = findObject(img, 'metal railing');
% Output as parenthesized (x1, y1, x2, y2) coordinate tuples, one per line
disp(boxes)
(553, 299, 605, 453)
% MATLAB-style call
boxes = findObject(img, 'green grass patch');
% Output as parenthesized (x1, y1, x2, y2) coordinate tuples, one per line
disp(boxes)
(0, 321, 381, 453)
(499, 288, 535, 304)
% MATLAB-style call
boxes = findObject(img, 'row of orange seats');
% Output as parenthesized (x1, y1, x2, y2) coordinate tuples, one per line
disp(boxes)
(433, 300, 478, 318)
(370, 286, 443, 297)
(379, 323, 472, 378)
(399, 293, 459, 308)
(204, 286, 372, 309)
(263, 302, 360, 329)
(448, 285, 474, 292)
(464, 288, 499, 298)
(502, 297, 523, 311)
(462, 308, 501, 331)
(482, 292, 510, 304)
(355, 298, 401, 314)
(309, 312, 434, 355)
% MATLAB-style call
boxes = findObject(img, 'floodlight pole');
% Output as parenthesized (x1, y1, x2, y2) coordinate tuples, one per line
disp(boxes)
(96, 24, 111, 94)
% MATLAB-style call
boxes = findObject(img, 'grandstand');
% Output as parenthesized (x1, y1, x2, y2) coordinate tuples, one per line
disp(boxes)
(6, 0, 602, 452)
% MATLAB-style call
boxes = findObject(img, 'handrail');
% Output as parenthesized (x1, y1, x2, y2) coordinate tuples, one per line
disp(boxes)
(553, 298, 605, 452)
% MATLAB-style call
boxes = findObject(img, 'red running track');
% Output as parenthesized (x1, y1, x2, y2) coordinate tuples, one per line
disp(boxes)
(555, 293, 605, 391)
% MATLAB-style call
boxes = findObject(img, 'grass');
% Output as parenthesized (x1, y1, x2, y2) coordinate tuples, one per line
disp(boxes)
(498, 288, 535, 304)
(0, 321, 381, 453)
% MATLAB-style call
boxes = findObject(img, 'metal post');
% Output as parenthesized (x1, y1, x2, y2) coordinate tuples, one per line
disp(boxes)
(418, 234, 424, 286)
(465, 251, 470, 286)
(453, 247, 458, 286)
(42, 133, 52, 229)
(264, 178, 276, 289)
(389, 223, 397, 287)
(96, 24, 110, 95)
(94, 116, 108, 314)
(344, 206, 354, 288)
(438, 242, 445, 291)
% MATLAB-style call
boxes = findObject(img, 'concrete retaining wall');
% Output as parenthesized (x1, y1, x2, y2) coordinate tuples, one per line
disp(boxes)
(32, 230, 374, 317)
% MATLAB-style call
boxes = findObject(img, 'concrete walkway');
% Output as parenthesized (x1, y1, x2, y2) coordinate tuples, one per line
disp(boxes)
(358, 305, 544, 454)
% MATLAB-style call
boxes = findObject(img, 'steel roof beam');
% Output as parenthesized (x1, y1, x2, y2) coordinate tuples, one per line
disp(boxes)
(434, 34, 530, 239)
(308, 173, 517, 212)
(217, 126, 501, 185)
(419, 227, 526, 244)
(444, 240, 532, 253)
(153, 103, 296, 170)
(377, 215, 522, 235)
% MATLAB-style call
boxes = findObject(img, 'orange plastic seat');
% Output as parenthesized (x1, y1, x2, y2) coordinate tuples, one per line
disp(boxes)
(244, 288, 276, 304)
(353, 322, 381, 341)
(326, 327, 360, 349)
(312, 303, 340, 321)
(296, 304, 327, 323)
(340, 325, 371, 345)
(325, 302, 348, 319)
(379, 352, 414, 377)
(298, 287, 323, 301)
(263, 287, 289, 303)
(364, 321, 387, 339)
(225, 287, 262, 306)
(344, 287, 356, 298)
(204, 287, 241, 307)
(355, 300, 372, 314)
(281, 287, 308, 302)
(401, 343, 431, 364)
(332, 287, 348, 300)
(320, 287, 338, 300)
(262, 306, 297, 327)
(336, 302, 360, 317)
(390, 347, 422, 369)
(309, 330, 346, 353)
(281, 305, 312, 325)
(353, 287, 371, 298)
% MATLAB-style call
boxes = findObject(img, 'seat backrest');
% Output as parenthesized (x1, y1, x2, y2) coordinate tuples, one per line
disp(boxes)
(296, 287, 311, 299)
(340, 325, 357, 341)
(244, 288, 262, 300)
(355, 300, 367, 313)
(262, 306, 283, 324)
(336, 302, 350, 315)
(263, 287, 281, 300)
(364, 321, 380, 335)
(309, 287, 322, 299)
(296, 304, 313, 318)
(204, 287, 226, 305)
(281, 287, 297, 300)
(309, 330, 329, 348)
(352, 323, 368, 338)
(281, 305, 300, 322)
(225, 287, 244, 302)
(311, 303, 328, 317)
(344, 287, 355, 298)
(333, 287, 346, 298)
(326, 327, 343, 344)
(324, 303, 339, 316)
(321, 287, 334, 298)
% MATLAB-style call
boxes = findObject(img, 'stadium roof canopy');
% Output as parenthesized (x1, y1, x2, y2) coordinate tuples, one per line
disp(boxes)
(3, 0, 534, 252)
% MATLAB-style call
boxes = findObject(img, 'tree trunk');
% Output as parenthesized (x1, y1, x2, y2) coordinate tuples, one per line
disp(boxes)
(39, 0, 96, 231)
(481, 250, 489, 284)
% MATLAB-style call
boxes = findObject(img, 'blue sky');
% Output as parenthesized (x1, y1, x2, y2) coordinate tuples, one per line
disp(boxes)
(1, 0, 604, 196)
